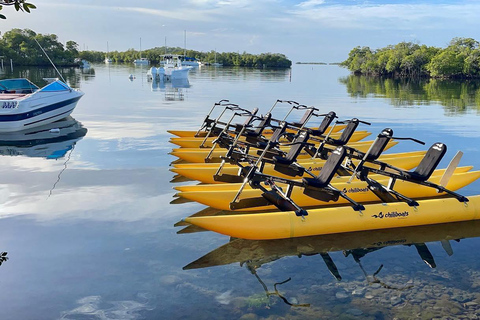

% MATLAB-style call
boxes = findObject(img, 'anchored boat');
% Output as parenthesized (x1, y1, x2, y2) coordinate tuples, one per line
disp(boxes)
(174, 169, 479, 211)
(184, 196, 480, 240)
(0, 78, 84, 132)
(170, 151, 427, 184)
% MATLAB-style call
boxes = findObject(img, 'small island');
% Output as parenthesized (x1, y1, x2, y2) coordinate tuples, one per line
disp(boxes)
(341, 37, 480, 79)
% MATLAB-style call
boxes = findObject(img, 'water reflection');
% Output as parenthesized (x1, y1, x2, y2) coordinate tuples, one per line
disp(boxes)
(0, 66, 82, 88)
(339, 75, 480, 114)
(0, 116, 87, 159)
(183, 220, 480, 318)
(78, 66, 96, 80)
(150, 78, 190, 101)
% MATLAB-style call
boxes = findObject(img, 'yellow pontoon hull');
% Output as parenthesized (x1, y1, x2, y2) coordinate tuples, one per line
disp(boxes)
(170, 140, 399, 163)
(176, 170, 480, 211)
(174, 167, 472, 193)
(170, 151, 426, 184)
(169, 131, 371, 148)
(184, 195, 480, 240)
(168, 124, 347, 138)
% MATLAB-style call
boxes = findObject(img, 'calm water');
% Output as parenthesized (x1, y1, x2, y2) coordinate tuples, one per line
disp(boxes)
(1, 64, 480, 319)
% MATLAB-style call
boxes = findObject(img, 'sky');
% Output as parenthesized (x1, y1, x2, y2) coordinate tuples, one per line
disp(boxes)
(1, 0, 480, 62)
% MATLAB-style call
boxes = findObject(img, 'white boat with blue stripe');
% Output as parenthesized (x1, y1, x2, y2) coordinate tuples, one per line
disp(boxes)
(0, 78, 84, 132)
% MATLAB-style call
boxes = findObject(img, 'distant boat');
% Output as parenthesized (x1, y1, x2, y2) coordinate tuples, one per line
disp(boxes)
(181, 31, 199, 67)
(147, 55, 192, 81)
(76, 59, 91, 69)
(133, 57, 149, 65)
(212, 49, 223, 67)
(133, 37, 149, 65)
(179, 56, 199, 67)
(0, 78, 84, 132)
(105, 41, 112, 63)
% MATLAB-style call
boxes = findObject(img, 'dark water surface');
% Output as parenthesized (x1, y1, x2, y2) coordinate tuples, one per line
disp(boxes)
(1, 64, 480, 319)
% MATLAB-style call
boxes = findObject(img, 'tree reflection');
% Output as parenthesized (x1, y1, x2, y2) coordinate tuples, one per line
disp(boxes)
(339, 74, 480, 115)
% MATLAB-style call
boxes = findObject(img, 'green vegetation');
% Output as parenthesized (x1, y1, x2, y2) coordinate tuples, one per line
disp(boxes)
(0, 0, 36, 19)
(341, 38, 480, 79)
(0, 28, 292, 68)
(0, 29, 79, 66)
(81, 47, 292, 68)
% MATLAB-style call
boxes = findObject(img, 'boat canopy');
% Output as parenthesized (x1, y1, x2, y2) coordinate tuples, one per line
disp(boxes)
(0, 78, 39, 93)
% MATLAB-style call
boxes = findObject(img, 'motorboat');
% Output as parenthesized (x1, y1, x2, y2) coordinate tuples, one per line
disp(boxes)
(0, 78, 84, 132)
(147, 55, 192, 82)
(76, 59, 91, 69)
(0, 116, 87, 159)
(133, 57, 149, 65)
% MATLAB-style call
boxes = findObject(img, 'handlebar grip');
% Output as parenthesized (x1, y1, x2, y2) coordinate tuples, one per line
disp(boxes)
(392, 136, 426, 145)
(410, 138, 425, 145)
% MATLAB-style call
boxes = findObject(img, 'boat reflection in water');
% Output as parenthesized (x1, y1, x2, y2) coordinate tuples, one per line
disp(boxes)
(151, 77, 190, 101)
(0, 116, 87, 159)
(183, 219, 480, 309)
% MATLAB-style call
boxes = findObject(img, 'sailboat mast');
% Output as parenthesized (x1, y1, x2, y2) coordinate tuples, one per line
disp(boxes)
(184, 30, 186, 57)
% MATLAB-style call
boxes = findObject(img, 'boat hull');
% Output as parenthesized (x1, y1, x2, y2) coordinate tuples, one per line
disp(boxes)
(170, 151, 427, 184)
(184, 195, 480, 240)
(167, 124, 347, 138)
(176, 170, 480, 211)
(0, 90, 84, 132)
(169, 130, 371, 148)
(169, 140, 399, 163)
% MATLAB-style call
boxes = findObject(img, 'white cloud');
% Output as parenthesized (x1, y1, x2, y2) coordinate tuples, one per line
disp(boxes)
(2, 1, 480, 61)
(289, 3, 480, 30)
(296, 0, 326, 9)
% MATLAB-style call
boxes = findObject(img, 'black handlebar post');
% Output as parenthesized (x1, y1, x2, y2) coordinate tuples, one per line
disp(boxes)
(393, 136, 425, 145)
(195, 100, 230, 136)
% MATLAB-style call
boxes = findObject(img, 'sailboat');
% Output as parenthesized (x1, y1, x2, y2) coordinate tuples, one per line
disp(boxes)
(211, 49, 223, 67)
(180, 31, 199, 67)
(133, 38, 149, 65)
(105, 41, 112, 63)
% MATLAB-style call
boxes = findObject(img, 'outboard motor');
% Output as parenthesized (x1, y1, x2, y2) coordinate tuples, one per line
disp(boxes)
(158, 67, 166, 81)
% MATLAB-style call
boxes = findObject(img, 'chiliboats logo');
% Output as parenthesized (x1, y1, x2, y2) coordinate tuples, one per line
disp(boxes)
(342, 187, 369, 194)
(371, 211, 409, 219)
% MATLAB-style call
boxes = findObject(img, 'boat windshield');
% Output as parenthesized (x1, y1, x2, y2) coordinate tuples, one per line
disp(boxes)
(0, 78, 39, 93)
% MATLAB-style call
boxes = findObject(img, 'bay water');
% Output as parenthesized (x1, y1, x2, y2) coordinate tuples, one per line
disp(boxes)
(1, 63, 480, 319)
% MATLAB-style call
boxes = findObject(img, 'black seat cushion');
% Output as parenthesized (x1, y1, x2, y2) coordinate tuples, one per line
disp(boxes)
(272, 130, 310, 166)
(291, 109, 314, 128)
(326, 119, 359, 146)
(303, 147, 346, 188)
(408, 142, 446, 181)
